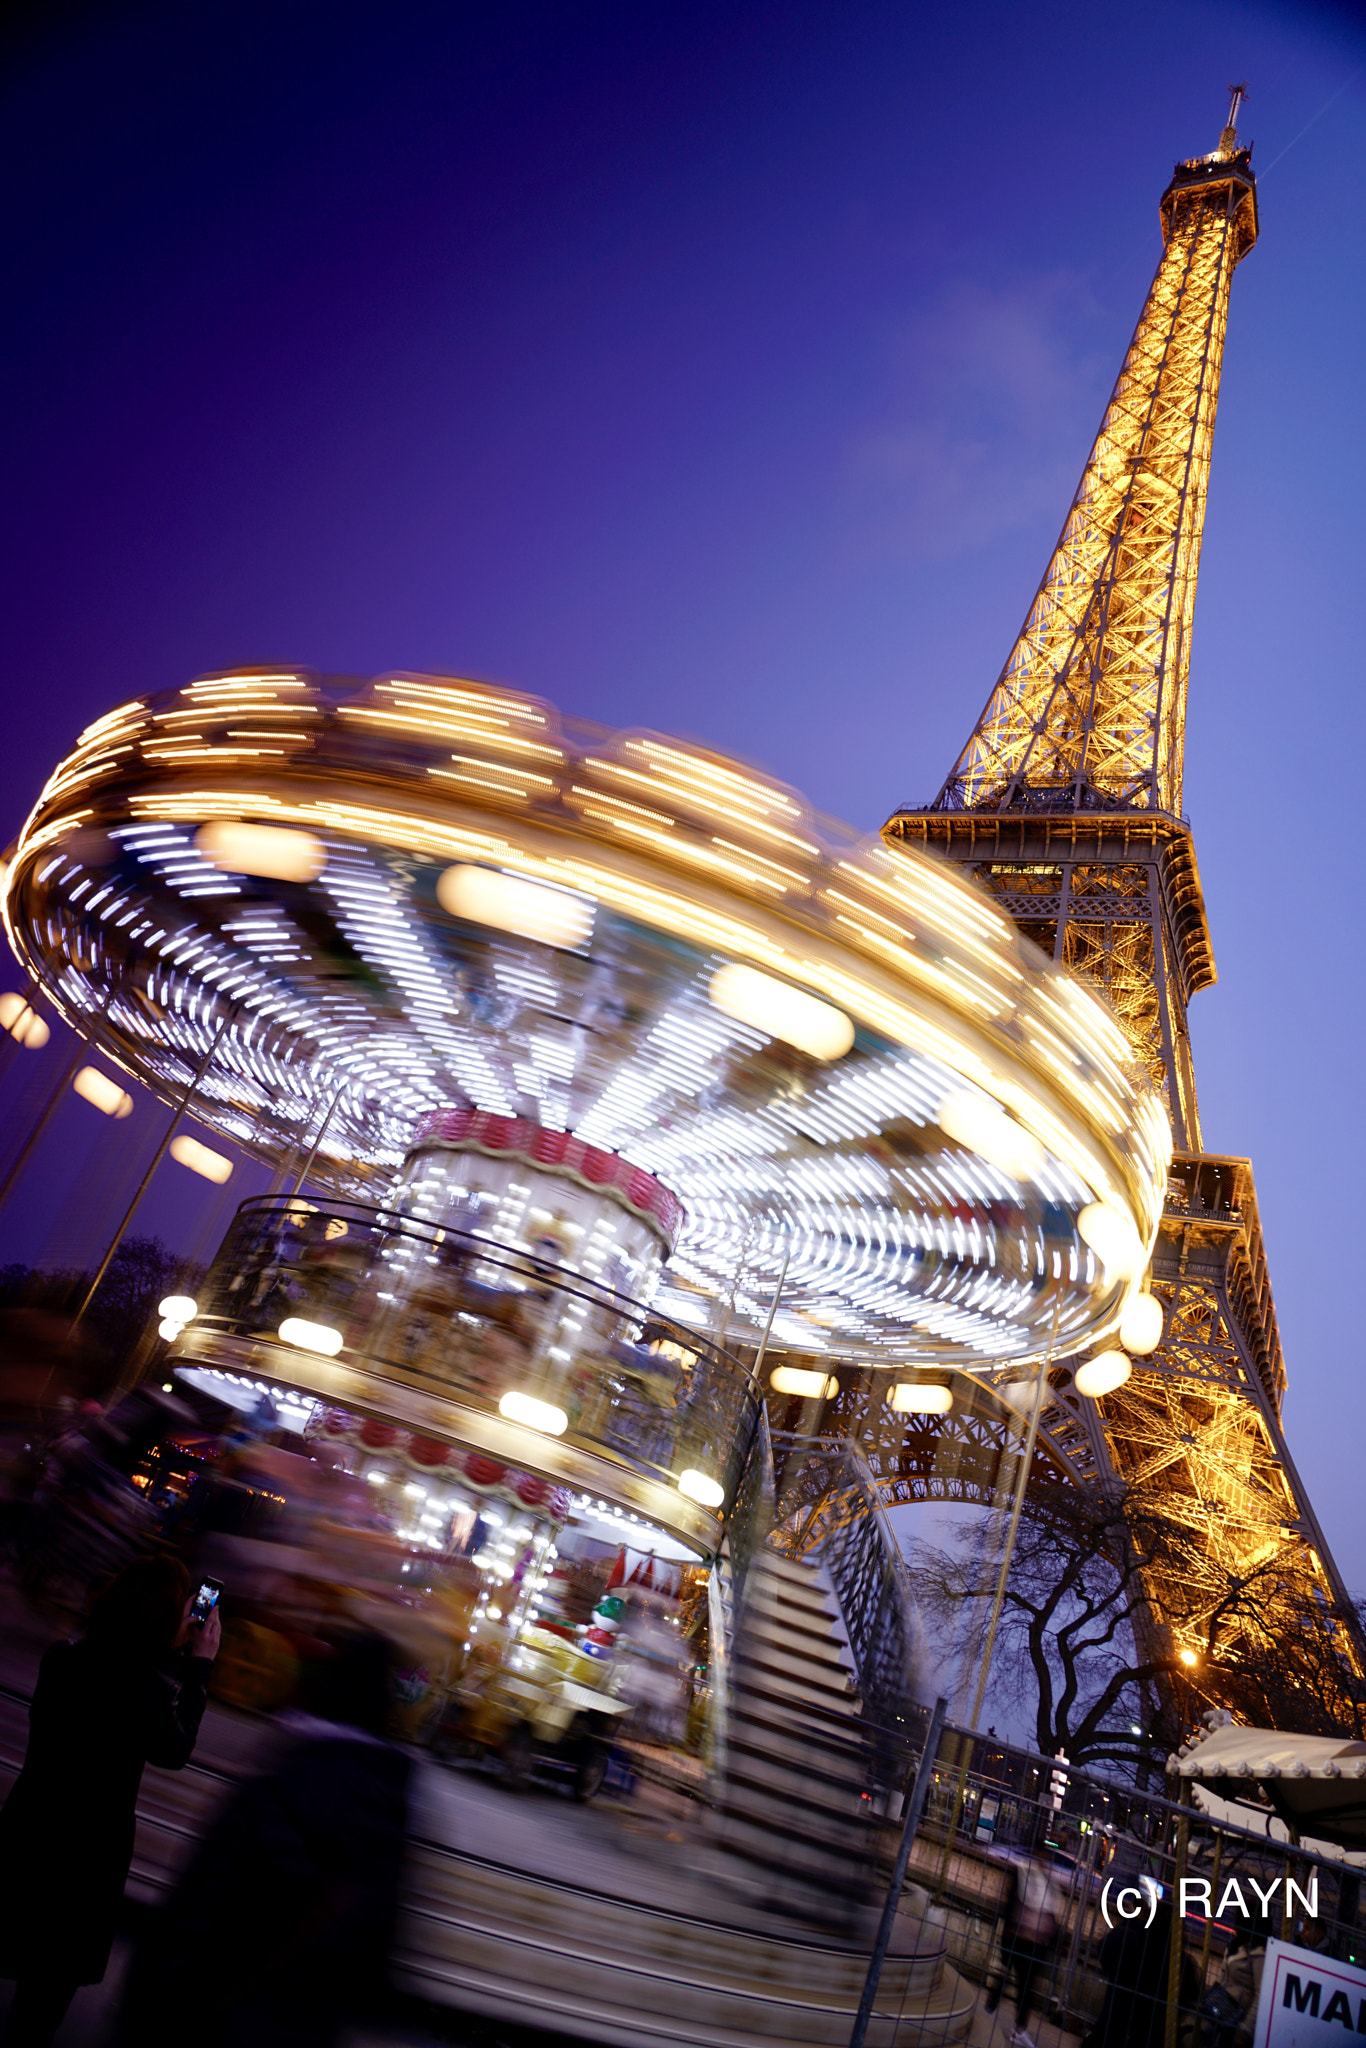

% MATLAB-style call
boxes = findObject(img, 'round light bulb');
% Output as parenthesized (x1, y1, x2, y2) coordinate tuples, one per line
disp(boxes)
(677, 1468, 725, 1509)
(887, 1382, 953, 1415)
(770, 1365, 839, 1400)
(1077, 1202, 1144, 1282)
(1119, 1291, 1164, 1356)
(938, 1091, 1045, 1181)
(1074, 1350, 1132, 1399)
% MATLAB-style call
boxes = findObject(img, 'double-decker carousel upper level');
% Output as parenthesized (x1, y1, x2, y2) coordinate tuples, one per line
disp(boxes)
(2, 670, 1169, 1546)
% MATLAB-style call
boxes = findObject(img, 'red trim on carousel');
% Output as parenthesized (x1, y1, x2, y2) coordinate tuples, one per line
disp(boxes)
(407, 1104, 684, 1249)
(315, 1408, 572, 1520)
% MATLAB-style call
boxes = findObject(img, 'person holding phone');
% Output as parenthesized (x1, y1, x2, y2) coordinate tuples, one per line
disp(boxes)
(119, 1629, 410, 2048)
(0, 1554, 220, 2047)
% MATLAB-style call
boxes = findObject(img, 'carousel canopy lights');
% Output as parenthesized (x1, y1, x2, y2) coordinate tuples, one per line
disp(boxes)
(498, 1389, 569, 1436)
(437, 863, 593, 950)
(708, 963, 854, 1062)
(0, 994, 48, 1048)
(677, 1467, 725, 1509)
(278, 1316, 344, 1356)
(194, 820, 327, 884)
(769, 1365, 839, 1400)
(887, 1382, 954, 1415)
(937, 1089, 1044, 1182)
(158, 1295, 198, 1323)
(1077, 1201, 1144, 1283)
(1074, 1349, 1133, 1399)
(73, 1066, 133, 1119)
(6, 668, 1169, 1373)
(1119, 1290, 1164, 1356)
(169, 1134, 233, 1184)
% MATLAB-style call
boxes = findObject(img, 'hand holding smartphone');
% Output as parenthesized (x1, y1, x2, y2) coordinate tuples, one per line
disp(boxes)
(190, 1577, 222, 1627)
(188, 1578, 223, 1660)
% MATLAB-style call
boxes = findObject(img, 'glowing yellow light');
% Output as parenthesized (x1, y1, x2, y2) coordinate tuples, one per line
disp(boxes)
(1180, 1649, 1199, 1668)
(0, 994, 49, 1048)
(1074, 1350, 1133, 1398)
(169, 1134, 233, 1184)
(498, 1390, 569, 1436)
(73, 1066, 133, 1119)
(887, 1382, 954, 1415)
(677, 1468, 725, 1509)
(709, 963, 854, 1061)
(938, 1090, 1045, 1181)
(438, 864, 593, 949)
(278, 1316, 344, 1356)
(1077, 1202, 1144, 1282)
(324, 1217, 348, 1242)
(158, 1319, 184, 1342)
(1120, 1291, 1164, 1356)
(159, 1295, 198, 1323)
(194, 820, 327, 883)
(769, 1366, 839, 1400)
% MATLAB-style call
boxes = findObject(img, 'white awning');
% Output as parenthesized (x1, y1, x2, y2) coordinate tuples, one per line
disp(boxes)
(1174, 1728, 1366, 1782)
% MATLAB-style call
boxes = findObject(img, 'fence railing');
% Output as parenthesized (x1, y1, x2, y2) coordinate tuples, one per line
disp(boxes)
(902, 1715, 1366, 2039)
(769, 1431, 923, 1789)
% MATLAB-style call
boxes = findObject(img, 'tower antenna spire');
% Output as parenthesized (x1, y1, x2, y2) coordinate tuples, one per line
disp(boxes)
(1220, 79, 1249, 157)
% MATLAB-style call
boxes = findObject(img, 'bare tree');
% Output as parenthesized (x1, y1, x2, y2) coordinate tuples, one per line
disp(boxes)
(908, 1481, 1366, 1775)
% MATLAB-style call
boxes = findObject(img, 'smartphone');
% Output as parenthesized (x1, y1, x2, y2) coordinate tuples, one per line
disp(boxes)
(190, 1577, 222, 1627)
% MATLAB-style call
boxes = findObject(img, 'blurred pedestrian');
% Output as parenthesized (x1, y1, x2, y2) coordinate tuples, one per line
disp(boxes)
(120, 1629, 410, 2048)
(1204, 1922, 1269, 2048)
(985, 1825, 1070, 2047)
(1086, 1891, 1200, 2047)
(0, 1554, 219, 2046)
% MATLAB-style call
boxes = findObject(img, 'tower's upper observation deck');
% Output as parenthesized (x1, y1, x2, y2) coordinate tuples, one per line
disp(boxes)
(1161, 142, 1258, 260)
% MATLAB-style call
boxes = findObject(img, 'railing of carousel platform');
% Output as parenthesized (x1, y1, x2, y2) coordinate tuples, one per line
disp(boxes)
(194, 1195, 759, 1508)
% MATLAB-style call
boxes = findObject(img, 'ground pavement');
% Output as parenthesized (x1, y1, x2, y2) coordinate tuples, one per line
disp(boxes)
(0, 1576, 1083, 2048)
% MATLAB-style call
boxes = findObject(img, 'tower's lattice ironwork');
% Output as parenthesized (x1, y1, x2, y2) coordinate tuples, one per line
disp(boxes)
(863, 98, 1363, 1724)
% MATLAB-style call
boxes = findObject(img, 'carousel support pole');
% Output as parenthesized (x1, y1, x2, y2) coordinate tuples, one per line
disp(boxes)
(1164, 1813, 1189, 2048)
(933, 1288, 1063, 1904)
(748, 1248, 790, 1395)
(0, 979, 120, 1215)
(1196, 1833, 1222, 1991)
(849, 1696, 949, 2048)
(0, 970, 43, 1083)
(72, 1008, 231, 1330)
(288, 1079, 347, 1200)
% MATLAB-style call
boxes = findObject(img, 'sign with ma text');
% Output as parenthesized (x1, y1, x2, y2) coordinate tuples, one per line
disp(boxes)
(1255, 1939, 1366, 2045)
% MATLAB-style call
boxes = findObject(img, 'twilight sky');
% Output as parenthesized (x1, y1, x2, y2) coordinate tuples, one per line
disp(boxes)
(2, 1, 1365, 1577)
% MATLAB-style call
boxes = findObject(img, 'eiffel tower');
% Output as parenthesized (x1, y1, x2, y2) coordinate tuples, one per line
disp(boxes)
(809, 91, 1361, 1726)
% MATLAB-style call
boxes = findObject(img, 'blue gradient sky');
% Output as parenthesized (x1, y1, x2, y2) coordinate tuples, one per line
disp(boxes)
(2, 1, 1365, 1576)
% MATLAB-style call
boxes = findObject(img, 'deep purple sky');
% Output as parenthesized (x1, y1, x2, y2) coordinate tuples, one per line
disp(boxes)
(2, 0, 1365, 1576)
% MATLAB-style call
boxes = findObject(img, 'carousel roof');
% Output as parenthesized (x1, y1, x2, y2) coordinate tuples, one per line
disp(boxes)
(2, 669, 1168, 1369)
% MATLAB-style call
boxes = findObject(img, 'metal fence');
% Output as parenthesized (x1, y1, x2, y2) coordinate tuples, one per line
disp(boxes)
(876, 1715, 1366, 2046)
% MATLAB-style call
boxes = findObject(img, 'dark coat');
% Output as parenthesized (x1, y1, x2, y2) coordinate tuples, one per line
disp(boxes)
(1087, 1905, 1200, 2048)
(120, 1720, 411, 2048)
(0, 1636, 211, 1984)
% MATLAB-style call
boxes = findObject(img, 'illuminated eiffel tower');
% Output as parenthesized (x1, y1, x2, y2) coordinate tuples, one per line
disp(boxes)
(860, 91, 1360, 1722)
